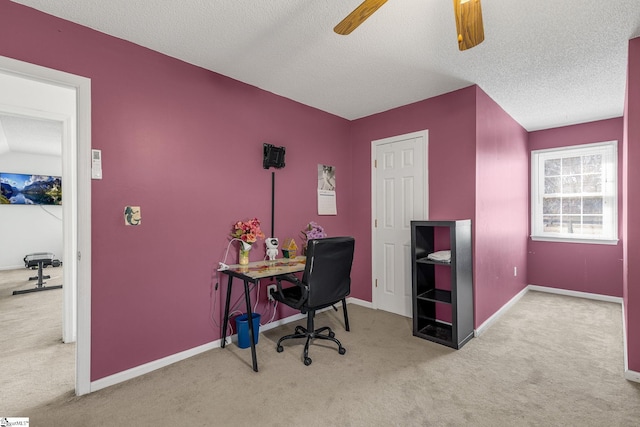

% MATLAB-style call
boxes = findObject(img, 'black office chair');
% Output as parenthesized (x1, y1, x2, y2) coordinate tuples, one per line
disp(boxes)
(271, 236, 355, 366)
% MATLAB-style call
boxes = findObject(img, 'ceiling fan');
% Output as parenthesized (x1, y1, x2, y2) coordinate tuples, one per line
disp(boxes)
(334, 0, 485, 51)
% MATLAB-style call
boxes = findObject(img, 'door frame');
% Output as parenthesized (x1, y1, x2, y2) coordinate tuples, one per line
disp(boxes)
(0, 55, 92, 395)
(371, 130, 428, 312)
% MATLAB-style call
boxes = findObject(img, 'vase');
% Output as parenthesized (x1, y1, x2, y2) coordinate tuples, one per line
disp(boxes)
(239, 241, 252, 265)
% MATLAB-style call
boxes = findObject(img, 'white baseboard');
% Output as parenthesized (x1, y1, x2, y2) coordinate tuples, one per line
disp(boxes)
(527, 285, 623, 304)
(91, 339, 222, 392)
(259, 311, 307, 333)
(475, 286, 529, 337)
(90, 301, 359, 392)
(347, 296, 373, 309)
(624, 369, 640, 382)
(0, 265, 24, 271)
(620, 302, 640, 383)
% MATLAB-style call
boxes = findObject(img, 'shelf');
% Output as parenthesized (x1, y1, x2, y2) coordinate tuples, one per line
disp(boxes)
(416, 321, 452, 342)
(411, 220, 474, 350)
(416, 289, 451, 304)
(416, 257, 451, 266)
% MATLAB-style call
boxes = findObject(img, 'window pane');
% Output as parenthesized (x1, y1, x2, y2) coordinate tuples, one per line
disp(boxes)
(544, 177, 560, 194)
(582, 155, 602, 173)
(562, 197, 581, 214)
(583, 197, 603, 214)
(581, 216, 603, 235)
(545, 159, 561, 176)
(583, 174, 601, 192)
(543, 197, 561, 214)
(532, 142, 616, 241)
(543, 216, 561, 233)
(563, 157, 581, 175)
(562, 175, 581, 193)
(561, 216, 581, 234)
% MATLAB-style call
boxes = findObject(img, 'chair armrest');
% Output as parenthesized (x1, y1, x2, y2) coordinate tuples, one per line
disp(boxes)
(273, 274, 308, 307)
(277, 273, 300, 286)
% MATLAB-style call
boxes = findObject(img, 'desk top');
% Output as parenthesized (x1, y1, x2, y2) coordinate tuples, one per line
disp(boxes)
(222, 256, 306, 280)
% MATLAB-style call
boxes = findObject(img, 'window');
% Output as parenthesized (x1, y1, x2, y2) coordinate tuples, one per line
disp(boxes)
(531, 141, 617, 244)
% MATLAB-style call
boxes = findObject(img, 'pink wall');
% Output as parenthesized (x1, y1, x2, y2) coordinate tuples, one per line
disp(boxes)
(2, 0, 635, 383)
(624, 37, 640, 373)
(349, 86, 530, 327)
(0, 1, 352, 380)
(349, 87, 478, 303)
(475, 87, 529, 324)
(527, 118, 624, 296)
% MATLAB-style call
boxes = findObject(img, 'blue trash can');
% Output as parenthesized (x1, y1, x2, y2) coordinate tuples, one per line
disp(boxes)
(236, 313, 261, 349)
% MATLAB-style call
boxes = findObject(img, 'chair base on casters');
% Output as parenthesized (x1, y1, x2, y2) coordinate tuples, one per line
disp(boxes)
(276, 311, 346, 366)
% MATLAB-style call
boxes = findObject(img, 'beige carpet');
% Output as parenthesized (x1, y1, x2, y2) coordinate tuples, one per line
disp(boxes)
(2, 281, 640, 426)
(0, 266, 75, 416)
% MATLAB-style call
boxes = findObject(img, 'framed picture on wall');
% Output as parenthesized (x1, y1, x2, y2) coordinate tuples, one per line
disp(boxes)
(0, 172, 62, 205)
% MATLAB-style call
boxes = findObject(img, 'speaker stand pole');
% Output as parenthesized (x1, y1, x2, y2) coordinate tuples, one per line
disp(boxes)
(271, 171, 275, 237)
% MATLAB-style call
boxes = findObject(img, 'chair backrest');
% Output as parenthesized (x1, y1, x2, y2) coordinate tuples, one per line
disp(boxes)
(303, 236, 355, 309)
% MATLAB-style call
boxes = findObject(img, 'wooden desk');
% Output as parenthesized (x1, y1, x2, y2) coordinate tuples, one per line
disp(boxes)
(220, 256, 306, 371)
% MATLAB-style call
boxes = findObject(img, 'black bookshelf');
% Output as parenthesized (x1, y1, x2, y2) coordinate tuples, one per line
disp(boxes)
(411, 220, 474, 349)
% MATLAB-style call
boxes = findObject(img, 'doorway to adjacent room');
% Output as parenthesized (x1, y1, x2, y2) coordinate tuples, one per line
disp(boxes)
(0, 55, 92, 395)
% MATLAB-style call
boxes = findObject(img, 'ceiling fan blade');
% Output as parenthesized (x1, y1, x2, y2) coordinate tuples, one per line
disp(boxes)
(453, 0, 485, 51)
(334, 0, 388, 35)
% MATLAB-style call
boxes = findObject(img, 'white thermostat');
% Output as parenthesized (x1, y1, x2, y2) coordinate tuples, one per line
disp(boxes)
(91, 149, 102, 179)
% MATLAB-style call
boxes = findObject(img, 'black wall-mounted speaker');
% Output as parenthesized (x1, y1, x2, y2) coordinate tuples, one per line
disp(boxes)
(263, 143, 286, 169)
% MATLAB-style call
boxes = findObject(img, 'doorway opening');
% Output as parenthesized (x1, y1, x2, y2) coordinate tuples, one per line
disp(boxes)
(0, 55, 92, 395)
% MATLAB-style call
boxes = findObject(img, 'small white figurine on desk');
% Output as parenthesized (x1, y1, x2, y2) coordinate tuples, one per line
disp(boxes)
(266, 237, 279, 261)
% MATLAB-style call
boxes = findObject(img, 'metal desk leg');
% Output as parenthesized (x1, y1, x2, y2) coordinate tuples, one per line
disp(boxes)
(243, 279, 258, 372)
(221, 275, 234, 349)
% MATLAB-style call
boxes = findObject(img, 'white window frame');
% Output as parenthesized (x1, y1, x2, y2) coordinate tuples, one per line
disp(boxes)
(531, 141, 618, 245)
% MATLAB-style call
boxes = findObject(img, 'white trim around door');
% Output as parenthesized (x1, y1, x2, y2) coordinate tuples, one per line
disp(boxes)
(0, 55, 92, 395)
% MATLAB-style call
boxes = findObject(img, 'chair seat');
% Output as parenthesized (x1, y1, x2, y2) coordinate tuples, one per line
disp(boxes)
(277, 285, 347, 314)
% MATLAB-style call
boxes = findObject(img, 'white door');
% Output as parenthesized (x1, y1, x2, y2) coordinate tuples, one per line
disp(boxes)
(372, 130, 428, 317)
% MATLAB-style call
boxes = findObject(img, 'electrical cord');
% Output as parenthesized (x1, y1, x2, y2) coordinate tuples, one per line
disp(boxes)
(217, 238, 245, 271)
(210, 270, 259, 336)
(211, 240, 281, 334)
(264, 300, 278, 325)
(39, 205, 62, 221)
(253, 281, 260, 314)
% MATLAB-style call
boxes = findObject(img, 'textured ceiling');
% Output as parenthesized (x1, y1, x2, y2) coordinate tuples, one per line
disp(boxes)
(9, 0, 640, 131)
(0, 115, 61, 157)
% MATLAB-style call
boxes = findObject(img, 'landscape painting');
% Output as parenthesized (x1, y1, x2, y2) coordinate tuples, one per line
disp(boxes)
(0, 173, 62, 205)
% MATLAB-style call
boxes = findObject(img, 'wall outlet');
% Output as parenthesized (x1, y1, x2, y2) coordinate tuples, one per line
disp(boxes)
(267, 284, 277, 301)
(514, 266, 517, 277)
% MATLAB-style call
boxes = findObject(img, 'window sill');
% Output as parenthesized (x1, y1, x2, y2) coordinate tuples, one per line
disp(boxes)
(530, 236, 619, 245)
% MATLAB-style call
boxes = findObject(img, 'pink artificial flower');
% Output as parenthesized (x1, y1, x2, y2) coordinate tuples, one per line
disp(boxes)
(231, 218, 265, 244)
